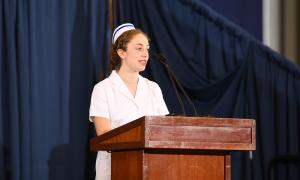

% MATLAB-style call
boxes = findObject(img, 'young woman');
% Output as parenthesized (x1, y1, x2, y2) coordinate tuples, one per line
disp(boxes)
(89, 23, 169, 180)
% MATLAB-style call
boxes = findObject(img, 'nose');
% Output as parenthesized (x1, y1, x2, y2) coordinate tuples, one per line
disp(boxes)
(142, 48, 149, 58)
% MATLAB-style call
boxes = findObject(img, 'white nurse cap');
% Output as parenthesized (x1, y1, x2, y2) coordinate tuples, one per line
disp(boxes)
(112, 23, 136, 44)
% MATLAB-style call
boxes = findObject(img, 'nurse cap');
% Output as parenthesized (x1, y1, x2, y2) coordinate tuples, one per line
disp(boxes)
(112, 23, 136, 44)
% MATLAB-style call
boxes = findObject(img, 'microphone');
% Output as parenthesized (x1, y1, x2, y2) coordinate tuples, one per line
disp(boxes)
(154, 53, 198, 116)
(154, 53, 186, 115)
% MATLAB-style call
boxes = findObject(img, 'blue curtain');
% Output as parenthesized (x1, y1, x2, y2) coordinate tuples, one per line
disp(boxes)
(200, 0, 262, 40)
(112, 0, 300, 179)
(1, 0, 299, 179)
(0, 0, 110, 179)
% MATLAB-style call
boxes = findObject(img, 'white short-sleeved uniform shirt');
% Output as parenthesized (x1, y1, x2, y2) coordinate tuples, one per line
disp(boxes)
(89, 70, 169, 180)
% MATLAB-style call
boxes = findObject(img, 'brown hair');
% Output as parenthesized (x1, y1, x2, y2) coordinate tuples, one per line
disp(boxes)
(110, 29, 149, 71)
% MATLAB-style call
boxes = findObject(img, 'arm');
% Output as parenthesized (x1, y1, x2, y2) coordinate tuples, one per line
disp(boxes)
(89, 83, 112, 136)
(153, 82, 169, 115)
(92, 116, 112, 136)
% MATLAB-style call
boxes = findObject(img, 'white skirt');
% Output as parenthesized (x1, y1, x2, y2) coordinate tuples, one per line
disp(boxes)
(95, 151, 111, 180)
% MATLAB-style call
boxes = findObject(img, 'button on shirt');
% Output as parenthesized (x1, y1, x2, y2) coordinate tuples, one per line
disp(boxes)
(89, 70, 169, 180)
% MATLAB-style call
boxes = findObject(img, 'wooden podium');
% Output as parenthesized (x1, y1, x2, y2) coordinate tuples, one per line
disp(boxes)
(90, 116, 256, 180)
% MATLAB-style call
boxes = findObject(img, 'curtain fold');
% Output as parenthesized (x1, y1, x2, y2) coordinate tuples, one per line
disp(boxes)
(1, 0, 110, 179)
(1, 0, 299, 179)
(112, 0, 300, 179)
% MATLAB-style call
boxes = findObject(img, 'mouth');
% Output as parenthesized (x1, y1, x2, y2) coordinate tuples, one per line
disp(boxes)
(139, 60, 148, 65)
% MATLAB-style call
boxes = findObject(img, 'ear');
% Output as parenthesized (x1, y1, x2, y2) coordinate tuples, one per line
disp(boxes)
(117, 49, 126, 59)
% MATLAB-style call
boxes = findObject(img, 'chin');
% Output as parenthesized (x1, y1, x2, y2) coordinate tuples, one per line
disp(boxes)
(137, 66, 146, 72)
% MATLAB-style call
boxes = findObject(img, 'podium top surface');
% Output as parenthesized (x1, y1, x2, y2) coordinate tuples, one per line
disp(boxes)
(90, 116, 256, 151)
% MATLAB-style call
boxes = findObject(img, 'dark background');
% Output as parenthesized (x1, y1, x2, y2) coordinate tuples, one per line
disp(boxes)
(1, 0, 299, 180)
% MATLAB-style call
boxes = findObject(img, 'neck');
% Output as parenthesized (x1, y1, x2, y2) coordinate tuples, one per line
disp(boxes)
(117, 68, 139, 85)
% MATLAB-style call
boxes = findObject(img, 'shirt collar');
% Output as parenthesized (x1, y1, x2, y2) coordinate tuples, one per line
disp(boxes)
(108, 70, 146, 101)
(109, 70, 145, 86)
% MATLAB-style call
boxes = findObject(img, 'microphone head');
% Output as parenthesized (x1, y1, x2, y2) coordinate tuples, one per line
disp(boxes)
(153, 53, 168, 63)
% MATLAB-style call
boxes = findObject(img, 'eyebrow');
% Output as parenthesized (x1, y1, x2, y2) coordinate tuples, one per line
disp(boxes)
(135, 43, 149, 47)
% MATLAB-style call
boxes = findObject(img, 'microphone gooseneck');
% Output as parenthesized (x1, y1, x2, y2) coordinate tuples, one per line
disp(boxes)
(154, 53, 186, 115)
(154, 53, 198, 116)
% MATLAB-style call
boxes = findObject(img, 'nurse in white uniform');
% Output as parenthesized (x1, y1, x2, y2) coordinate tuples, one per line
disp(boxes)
(89, 23, 169, 180)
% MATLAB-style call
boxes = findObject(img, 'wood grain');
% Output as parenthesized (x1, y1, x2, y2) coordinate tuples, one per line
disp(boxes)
(90, 116, 256, 180)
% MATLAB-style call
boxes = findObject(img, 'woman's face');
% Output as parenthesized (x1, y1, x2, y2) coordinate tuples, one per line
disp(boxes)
(118, 33, 149, 73)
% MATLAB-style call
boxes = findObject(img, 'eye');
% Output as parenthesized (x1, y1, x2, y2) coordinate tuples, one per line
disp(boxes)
(135, 47, 143, 51)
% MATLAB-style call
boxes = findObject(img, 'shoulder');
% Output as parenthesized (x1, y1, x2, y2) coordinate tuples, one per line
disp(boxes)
(140, 76, 160, 89)
(142, 76, 156, 86)
(93, 78, 111, 91)
(93, 70, 121, 90)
